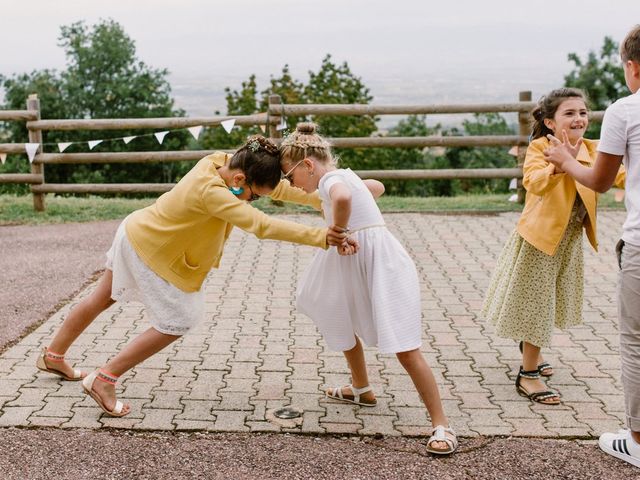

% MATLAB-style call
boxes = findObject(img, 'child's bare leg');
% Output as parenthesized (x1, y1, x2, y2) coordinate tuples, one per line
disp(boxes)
(327, 336, 376, 403)
(44, 270, 115, 378)
(90, 327, 180, 414)
(521, 341, 559, 404)
(396, 348, 449, 449)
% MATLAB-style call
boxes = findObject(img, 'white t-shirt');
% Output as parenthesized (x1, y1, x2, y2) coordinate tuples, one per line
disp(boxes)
(598, 90, 640, 246)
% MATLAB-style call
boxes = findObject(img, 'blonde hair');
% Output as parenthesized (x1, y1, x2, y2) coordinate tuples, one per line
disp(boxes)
(280, 122, 337, 166)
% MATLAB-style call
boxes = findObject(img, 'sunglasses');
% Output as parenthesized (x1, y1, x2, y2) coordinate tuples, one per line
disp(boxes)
(282, 160, 304, 182)
(246, 184, 261, 202)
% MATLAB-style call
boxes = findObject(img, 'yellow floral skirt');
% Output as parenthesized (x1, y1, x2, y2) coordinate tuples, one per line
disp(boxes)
(481, 211, 584, 348)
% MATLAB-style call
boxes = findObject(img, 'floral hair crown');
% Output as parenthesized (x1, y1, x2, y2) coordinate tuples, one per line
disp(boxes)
(248, 139, 260, 152)
(245, 136, 278, 155)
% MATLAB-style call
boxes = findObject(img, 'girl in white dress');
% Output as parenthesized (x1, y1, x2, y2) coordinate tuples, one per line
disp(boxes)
(280, 123, 457, 455)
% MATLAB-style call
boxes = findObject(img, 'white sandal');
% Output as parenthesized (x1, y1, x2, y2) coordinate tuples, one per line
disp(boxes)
(426, 425, 458, 455)
(599, 429, 640, 468)
(36, 347, 85, 381)
(82, 369, 129, 417)
(325, 384, 377, 406)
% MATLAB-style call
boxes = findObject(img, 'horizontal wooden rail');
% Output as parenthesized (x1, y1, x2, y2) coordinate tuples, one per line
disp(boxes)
(0, 143, 28, 154)
(269, 103, 606, 121)
(35, 150, 234, 164)
(355, 168, 523, 180)
(26, 113, 272, 131)
(0, 173, 44, 184)
(329, 135, 528, 148)
(31, 136, 526, 164)
(0, 110, 38, 121)
(30, 168, 523, 194)
(269, 103, 538, 115)
(31, 183, 175, 194)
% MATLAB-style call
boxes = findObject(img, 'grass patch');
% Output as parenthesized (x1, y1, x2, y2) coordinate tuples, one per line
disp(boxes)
(0, 190, 626, 226)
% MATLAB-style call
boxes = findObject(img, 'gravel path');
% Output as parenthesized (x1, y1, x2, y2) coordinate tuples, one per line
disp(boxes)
(0, 219, 637, 479)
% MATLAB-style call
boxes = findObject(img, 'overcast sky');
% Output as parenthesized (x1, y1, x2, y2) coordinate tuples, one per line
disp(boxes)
(1, 1, 638, 114)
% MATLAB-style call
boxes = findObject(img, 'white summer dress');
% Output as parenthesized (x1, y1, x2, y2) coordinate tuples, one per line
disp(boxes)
(296, 168, 422, 354)
(105, 217, 204, 336)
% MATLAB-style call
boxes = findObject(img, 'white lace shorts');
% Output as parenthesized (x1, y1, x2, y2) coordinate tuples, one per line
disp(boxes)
(105, 218, 205, 336)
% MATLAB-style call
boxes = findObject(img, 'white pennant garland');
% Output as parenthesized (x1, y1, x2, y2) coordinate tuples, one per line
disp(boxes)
(259, 124, 266, 133)
(0, 153, 6, 164)
(58, 142, 72, 153)
(25, 143, 40, 163)
(220, 119, 236, 134)
(154, 131, 169, 144)
(188, 126, 203, 140)
(14, 120, 242, 164)
(88, 140, 103, 150)
(276, 117, 287, 131)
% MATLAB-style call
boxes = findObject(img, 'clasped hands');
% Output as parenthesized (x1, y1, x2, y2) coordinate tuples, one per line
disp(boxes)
(543, 130, 583, 172)
(327, 224, 359, 256)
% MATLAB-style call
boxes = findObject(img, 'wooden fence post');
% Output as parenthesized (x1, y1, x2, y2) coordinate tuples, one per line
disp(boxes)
(27, 94, 45, 211)
(268, 94, 283, 140)
(517, 90, 532, 203)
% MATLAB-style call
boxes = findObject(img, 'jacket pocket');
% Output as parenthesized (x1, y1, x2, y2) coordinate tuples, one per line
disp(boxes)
(169, 252, 201, 278)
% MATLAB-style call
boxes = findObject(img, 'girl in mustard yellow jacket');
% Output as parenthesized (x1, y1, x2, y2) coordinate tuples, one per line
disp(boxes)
(482, 88, 625, 405)
(35, 135, 372, 417)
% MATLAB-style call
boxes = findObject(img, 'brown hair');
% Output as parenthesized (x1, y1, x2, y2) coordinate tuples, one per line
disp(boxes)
(621, 24, 640, 63)
(228, 135, 282, 188)
(530, 88, 587, 140)
(279, 122, 336, 167)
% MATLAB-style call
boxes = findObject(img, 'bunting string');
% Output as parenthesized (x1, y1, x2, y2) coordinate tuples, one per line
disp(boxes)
(4, 117, 274, 164)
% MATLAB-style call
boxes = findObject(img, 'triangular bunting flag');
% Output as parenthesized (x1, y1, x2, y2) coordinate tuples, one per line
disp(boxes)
(220, 119, 236, 134)
(123, 136, 136, 144)
(0, 153, 6, 165)
(259, 124, 266, 133)
(25, 143, 40, 163)
(276, 117, 287, 131)
(154, 131, 169, 144)
(88, 140, 103, 150)
(188, 126, 203, 140)
(58, 142, 72, 153)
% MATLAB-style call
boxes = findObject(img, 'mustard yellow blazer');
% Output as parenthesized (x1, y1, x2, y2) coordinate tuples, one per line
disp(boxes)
(125, 152, 327, 292)
(517, 137, 625, 256)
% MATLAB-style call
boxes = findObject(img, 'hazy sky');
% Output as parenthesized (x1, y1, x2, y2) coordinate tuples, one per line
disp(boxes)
(1, 0, 638, 114)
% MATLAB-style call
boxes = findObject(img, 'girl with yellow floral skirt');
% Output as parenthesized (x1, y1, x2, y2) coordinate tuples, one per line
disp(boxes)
(482, 88, 625, 404)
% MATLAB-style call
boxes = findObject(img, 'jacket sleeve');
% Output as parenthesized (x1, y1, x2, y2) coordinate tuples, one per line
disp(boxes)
(202, 183, 327, 249)
(522, 140, 566, 196)
(269, 179, 322, 210)
(614, 164, 626, 189)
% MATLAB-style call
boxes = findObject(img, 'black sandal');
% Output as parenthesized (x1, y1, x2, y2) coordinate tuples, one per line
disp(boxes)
(515, 366, 560, 405)
(519, 341, 553, 377)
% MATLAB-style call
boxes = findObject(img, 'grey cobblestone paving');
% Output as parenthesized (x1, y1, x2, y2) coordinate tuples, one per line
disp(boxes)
(0, 211, 628, 438)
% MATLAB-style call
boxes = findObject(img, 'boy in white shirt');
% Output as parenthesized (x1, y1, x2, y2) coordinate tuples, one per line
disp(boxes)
(545, 24, 640, 469)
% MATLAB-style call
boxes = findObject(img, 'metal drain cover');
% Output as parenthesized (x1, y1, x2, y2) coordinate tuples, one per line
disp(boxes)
(273, 406, 302, 419)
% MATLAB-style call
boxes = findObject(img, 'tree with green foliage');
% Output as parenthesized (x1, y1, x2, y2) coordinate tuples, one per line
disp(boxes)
(202, 55, 377, 169)
(367, 115, 440, 196)
(430, 113, 515, 196)
(0, 19, 189, 191)
(564, 36, 627, 137)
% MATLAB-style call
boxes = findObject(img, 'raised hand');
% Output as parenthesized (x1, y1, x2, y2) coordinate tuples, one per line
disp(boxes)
(544, 130, 583, 172)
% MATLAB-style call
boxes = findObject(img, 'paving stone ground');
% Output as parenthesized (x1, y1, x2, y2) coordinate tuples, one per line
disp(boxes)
(0, 211, 629, 439)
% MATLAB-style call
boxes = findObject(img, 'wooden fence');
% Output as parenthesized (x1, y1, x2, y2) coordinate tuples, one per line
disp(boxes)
(0, 92, 605, 211)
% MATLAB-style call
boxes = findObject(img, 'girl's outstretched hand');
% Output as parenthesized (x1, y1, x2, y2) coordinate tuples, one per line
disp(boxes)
(544, 130, 583, 172)
(326, 225, 348, 246)
(337, 237, 359, 256)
